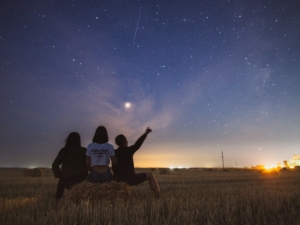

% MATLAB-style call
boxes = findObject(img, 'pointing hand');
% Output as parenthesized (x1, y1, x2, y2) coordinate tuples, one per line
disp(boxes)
(145, 127, 152, 134)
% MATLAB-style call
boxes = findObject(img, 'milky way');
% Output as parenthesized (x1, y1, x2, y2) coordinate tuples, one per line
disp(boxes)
(0, 0, 299, 168)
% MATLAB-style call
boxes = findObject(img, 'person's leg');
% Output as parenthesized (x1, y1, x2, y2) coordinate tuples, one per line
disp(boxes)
(56, 178, 67, 200)
(126, 173, 160, 198)
(56, 174, 87, 199)
(145, 172, 160, 198)
(68, 174, 87, 188)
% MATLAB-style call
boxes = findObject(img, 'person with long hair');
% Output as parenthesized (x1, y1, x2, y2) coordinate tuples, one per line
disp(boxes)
(112, 127, 160, 198)
(86, 126, 117, 183)
(52, 132, 88, 199)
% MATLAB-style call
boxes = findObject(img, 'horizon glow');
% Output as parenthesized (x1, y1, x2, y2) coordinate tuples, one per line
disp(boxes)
(0, 0, 299, 168)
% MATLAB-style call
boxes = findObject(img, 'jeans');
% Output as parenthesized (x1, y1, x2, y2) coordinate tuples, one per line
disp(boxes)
(88, 168, 113, 183)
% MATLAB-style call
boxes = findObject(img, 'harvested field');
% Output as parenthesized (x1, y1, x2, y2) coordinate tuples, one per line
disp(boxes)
(1, 168, 300, 224)
(24, 168, 43, 177)
(159, 168, 171, 175)
(67, 181, 131, 203)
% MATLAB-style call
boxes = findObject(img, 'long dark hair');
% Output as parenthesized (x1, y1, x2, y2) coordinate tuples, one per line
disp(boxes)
(92, 126, 109, 144)
(65, 132, 81, 148)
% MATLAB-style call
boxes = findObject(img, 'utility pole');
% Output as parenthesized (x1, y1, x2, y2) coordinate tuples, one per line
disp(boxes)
(222, 151, 224, 170)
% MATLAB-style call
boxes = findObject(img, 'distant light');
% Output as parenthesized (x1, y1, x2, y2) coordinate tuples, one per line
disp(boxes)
(169, 166, 173, 170)
(124, 102, 131, 109)
(28, 165, 37, 169)
(264, 164, 277, 170)
(178, 166, 183, 169)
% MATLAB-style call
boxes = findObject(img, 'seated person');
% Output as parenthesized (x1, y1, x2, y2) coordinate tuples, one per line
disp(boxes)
(112, 127, 160, 198)
(86, 126, 117, 183)
(52, 132, 88, 200)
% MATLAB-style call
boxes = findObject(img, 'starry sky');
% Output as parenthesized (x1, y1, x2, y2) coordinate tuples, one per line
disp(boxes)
(1, 0, 299, 168)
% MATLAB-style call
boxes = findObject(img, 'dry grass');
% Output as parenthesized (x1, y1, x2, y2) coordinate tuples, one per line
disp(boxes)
(24, 168, 42, 177)
(66, 181, 131, 203)
(1, 168, 300, 224)
(159, 168, 171, 175)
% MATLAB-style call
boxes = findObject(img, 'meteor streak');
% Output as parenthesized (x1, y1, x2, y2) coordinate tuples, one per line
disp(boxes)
(133, 7, 142, 41)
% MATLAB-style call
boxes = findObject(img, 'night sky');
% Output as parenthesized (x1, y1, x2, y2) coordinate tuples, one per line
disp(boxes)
(1, 0, 299, 168)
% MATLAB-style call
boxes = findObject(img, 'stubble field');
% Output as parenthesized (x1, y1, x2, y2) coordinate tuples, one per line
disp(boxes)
(1, 168, 300, 225)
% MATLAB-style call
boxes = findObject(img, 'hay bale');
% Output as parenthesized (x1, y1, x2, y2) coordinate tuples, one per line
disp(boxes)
(159, 168, 171, 175)
(24, 168, 42, 177)
(66, 181, 131, 203)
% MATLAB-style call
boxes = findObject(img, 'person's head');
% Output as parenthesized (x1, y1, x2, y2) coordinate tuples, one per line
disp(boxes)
(92, 126, 109, 144)
(115, 134, 128, 147)
(65, 132, 81, 148)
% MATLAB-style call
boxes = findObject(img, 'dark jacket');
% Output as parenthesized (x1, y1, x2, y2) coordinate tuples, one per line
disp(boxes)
(52, 146, 88, 178)
(112, 133, 147, 180)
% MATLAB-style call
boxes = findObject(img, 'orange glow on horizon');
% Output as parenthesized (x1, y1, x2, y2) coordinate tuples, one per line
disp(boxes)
(132, 152, 215, 168)
(133, 153, 193, 168)
(264, 164, 278, 170)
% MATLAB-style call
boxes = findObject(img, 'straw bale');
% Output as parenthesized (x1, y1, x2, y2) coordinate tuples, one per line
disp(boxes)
(66, 181, 131, 203)
(159, 168, 171, 175)
(24, 168, 42, 177)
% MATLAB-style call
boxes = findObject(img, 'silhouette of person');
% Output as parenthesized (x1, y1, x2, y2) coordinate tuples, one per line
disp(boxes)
(112, 127, 160, 198)
(52, 132, 88, 200)
(86, 126, 117, 183)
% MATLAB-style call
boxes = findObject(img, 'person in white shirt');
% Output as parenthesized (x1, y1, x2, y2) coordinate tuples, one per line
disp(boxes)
(86, 126, 117, 183)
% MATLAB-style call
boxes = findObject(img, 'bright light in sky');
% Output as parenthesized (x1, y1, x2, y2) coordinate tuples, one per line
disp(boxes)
(0, 1, 299, 168)
(124, 102, 131, 109)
